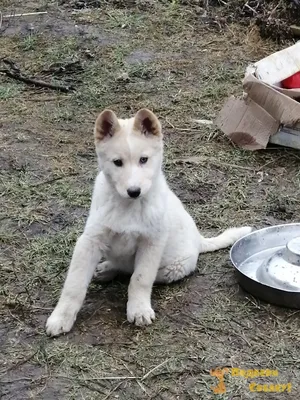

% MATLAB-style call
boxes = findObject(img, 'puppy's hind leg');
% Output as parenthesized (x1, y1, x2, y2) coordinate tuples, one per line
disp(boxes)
(94, 261, 118, 282)
(155, 252, 198, 284)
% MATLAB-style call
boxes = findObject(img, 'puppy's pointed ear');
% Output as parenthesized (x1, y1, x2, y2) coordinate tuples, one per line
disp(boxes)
(133, 108, 162, 137)
(94, 110, 120, 142)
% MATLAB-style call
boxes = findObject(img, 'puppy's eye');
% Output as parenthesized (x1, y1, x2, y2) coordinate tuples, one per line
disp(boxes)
(113, 159, 123, 167)
(140, 157, 148, 164)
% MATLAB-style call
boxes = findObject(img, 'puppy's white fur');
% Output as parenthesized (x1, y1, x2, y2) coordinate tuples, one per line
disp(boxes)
(46, 109, 251, 336)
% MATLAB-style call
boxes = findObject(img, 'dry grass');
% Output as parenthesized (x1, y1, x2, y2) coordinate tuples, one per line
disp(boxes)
(1, 1, 300, 399)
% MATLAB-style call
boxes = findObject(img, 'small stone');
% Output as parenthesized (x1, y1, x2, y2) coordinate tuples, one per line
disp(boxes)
(195, 6, 204, 14)
(84, 49, 94, 59)
(27, 23, 35, 32)
(117, 72, 130, 82)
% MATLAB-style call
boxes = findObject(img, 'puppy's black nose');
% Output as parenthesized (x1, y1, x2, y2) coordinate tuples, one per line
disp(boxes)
(127, 187, 141, 198)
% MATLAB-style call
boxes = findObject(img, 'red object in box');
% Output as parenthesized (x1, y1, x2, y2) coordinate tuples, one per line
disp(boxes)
(281, 71, 300, 89)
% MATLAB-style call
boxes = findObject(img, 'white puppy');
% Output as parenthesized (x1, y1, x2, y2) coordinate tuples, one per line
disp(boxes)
(46, 108, 251, 336)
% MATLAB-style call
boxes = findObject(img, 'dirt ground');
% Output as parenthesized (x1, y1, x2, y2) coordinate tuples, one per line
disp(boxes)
(205, 0, 300, 41)
(1, 1, 300, 399)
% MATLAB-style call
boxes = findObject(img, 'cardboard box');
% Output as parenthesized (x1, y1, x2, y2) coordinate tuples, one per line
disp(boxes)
(216, 42, 300, 150)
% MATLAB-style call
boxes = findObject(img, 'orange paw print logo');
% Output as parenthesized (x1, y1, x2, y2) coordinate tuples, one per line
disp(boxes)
(210, 368, 230, 394)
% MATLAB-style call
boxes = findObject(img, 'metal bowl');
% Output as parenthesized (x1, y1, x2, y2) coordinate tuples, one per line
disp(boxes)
(230, 223, 300, 308)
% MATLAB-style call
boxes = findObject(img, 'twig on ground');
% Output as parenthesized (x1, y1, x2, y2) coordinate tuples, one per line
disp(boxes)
(77, 380, 107, 395)
(2, 58, 20, 73)
(1, 377, 34, 383)
(102, 381, 123, 400)
(2, 12, 48, 18)
(99, 349, 152, 396)
(42, 60, 84, 76)
(0, 69, 76, 93)
(244, 2, 258, 15)
(136, 380, 150, 395)
(141, 359, 171, 381)
(268, 0, 282, 19)
(61, 375, 137, 381)
(168, 156, 254, 171)
(31, 173, 79, 187)
(0, 351, 38, 376)
(164, 118, 199, 132)
(192, 119, 213, 125)
(27, 96, 66, 102)
(57, 359, 171, 384)
(91, 341, 133, 346)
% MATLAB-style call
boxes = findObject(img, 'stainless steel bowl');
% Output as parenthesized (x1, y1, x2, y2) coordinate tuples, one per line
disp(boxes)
(230, 223, 300, 308)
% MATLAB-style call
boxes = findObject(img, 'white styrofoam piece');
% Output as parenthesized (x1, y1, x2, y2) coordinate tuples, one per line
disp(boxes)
(254, 41, 300, 86)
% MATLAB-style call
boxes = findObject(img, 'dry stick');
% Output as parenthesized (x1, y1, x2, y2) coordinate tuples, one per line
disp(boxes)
(27, 96, 65, 102)
(57, 359, 172, 384)
(64, 375, 137, 381)
(3, 11, 48, 18)
(141, 359, 171, 381)
(244, 2, 258, 14)
(91, 341, 133, 346)
(77, 380, 107, 395)
(102, 381, 123, 400)
(136, 380, 150, 395)
(103, 350, 152, 396)
(169, 156, 254, 171)
(1, 377, 34, 384)
(268, 1, 282, 19)
(0, 351, 38, 376)
(2, 58, 20, 73)
(0, 69, 75, 93)
(31, 173, 79, 187)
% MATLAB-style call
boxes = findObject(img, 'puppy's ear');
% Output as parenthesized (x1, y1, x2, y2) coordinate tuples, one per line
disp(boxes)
(133, 108, 162, 137)
(94, 110, 120, 142)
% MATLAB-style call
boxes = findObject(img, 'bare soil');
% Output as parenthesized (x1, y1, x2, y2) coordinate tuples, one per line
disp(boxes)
(1, 1, 300, 399)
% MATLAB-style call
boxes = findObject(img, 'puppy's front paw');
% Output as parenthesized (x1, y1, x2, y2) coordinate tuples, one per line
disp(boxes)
(46, 307, 77, 337)
(127, 300, 155, 326)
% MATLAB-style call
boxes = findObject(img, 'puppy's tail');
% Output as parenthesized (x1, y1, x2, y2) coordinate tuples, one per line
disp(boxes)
(198, 226, 252, 254)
